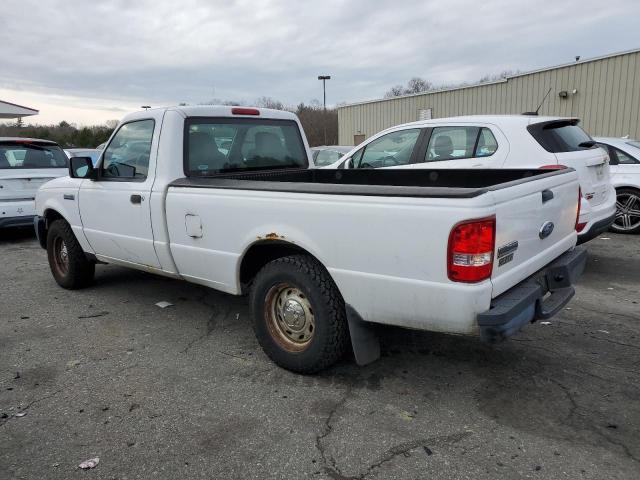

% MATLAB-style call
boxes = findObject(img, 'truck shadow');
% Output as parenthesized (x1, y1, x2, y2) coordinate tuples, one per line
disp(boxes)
(0, 226, 36, 244)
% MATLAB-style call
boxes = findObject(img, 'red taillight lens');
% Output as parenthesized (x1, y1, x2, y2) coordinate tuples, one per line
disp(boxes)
(539, 164, 568, 170)
(447, 216, 496, 283)
(575, 187, 583, 231)
(231, 107, 260, 116)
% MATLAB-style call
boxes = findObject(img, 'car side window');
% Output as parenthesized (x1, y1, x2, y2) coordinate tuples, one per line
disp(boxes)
(315, 150, 342, 167)
(475, 128, 498, 157)
(102, 119, 154, 180)
(613, 147, 637, 164)
(354, 129, 420, 168)
(426, 126, 487, 162)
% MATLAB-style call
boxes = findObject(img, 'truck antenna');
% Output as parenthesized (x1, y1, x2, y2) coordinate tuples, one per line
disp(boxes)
(522, 87, 552, 116)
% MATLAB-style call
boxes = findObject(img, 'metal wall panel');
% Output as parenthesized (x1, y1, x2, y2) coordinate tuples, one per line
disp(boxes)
(338, 50, 640, 145)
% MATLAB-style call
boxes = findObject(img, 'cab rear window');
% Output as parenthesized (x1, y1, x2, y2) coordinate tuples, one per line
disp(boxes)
(527, 120, 595, 153)
(0, 142, 68, 169)
(184, 118, 308, 176)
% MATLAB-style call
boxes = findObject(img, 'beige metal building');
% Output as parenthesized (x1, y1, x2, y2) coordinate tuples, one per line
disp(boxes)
(338, 48, 640, 145)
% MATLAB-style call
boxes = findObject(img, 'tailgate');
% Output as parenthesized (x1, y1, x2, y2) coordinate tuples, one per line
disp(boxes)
(0, 170, 65, 201)
(490, 169, 580, 297)
(555, 148, 611, 206)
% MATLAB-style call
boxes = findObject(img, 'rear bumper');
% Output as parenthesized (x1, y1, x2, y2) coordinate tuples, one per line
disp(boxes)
(577, 188, 616, 243)
(0, 214, 35, 229)
(477, 247, 587, 342)
(0, 199, 36, 228)
(577, 212, 615, 244)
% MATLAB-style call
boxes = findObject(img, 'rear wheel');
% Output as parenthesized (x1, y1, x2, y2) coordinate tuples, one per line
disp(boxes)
(611, 188, 640, 234)
(46, 219, 95, 289)
(250, 255, 349, 373)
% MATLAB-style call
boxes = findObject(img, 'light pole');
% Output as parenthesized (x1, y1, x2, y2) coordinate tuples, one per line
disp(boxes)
(318, 75, 331, 145)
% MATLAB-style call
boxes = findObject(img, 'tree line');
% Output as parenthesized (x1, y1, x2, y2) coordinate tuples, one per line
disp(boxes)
(384, 70, 521, 98)
(0, 120, 116, 149)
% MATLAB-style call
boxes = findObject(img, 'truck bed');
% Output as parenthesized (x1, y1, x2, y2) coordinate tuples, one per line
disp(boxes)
(169, 168, 569, 198)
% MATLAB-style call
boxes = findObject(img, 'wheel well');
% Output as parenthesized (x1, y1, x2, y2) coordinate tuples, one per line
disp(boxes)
(44, 209, 64, 225)
(37, 209, 65, 247)
(239, 241, 318, 293)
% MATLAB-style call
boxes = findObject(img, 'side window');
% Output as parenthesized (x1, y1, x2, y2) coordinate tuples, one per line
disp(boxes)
(102, 119, 154, 179)
(425, 126, 480, 162)
(475, 128, 498, 157)
(613, 147, 638, 165)
(354, 129, 420, 168)
(315, 150, 342, 167)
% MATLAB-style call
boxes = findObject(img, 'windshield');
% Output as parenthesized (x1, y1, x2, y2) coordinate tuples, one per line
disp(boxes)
(0, 142, 68, 169)
(185, 118, 308, 176)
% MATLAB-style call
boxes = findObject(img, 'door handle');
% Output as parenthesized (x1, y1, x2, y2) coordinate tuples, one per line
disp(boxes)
(541, 189, 554, 203)
(130, 194, 142, 204)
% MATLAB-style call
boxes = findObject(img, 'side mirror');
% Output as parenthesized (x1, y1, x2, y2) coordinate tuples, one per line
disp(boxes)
(341, 157, 353, 169)
(69, 156, 96, 179)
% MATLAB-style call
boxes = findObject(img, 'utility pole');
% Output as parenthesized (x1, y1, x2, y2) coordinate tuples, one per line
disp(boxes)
(318, 75, 331, 145)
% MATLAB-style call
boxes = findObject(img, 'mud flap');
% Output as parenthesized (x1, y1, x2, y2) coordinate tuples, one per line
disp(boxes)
(345, 304, 380, 366)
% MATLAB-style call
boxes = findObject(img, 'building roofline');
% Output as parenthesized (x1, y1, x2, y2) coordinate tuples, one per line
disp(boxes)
(338, 46, 640, 109)
(0, 99, 39, 114)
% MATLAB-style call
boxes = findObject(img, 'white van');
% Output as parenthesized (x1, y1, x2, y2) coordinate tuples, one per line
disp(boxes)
(0, 138, 68, 228)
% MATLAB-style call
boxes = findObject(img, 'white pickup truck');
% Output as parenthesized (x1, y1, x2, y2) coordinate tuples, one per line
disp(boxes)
(34, 106, 586, 373)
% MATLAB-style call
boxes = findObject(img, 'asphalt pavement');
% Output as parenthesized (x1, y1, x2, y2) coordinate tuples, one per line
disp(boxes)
(1, 228, 639, 479)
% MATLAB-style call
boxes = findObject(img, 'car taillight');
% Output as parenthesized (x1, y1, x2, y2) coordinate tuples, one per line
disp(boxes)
(231, 107, 260, 116)
(447, 216, 496, 283)
(575, 187, 583, 232)
(539, 164, 568, 170)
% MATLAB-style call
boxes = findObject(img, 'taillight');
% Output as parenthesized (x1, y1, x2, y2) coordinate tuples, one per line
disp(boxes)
(231, 107, 260, 116)
(539, 164, 568, 170)
(575, 187, 583, 231)
(447, 216, 496, 283)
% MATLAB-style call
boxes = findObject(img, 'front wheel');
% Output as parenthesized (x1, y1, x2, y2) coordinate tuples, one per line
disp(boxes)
(611, 188, 640, 234)
(46, 219, 95, 289)
(250, 255, 349, 373)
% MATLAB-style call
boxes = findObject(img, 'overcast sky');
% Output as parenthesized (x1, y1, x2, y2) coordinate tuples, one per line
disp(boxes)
(1, 0, 638, 125)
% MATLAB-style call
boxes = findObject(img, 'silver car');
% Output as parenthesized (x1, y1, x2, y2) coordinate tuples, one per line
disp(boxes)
(311, 145, 353, 167)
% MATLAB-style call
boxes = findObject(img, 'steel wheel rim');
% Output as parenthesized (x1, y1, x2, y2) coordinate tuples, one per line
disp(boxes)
(613, 192, 640, 231)
(265, 283, 315, 352)
(53, 236, 69, 276)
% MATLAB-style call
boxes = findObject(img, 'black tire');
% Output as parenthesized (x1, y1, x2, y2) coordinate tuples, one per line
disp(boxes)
(250, 254, 349, 374)
(46, 219, 95, 289)
(610, 188, 640, 234)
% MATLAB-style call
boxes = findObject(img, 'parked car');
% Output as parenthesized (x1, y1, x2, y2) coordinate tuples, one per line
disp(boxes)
(96, 142, 107, 150)
(311, 145, 353, 167)
(65, 148, 102, 166)
(593, 137, 640, 233)
(34, 105, 585, 373)
(329, 116, 616, 244)
(0, 138, 68, 229)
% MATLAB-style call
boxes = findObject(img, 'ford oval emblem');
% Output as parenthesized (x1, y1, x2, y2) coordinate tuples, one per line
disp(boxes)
(539, 221, 554, 239)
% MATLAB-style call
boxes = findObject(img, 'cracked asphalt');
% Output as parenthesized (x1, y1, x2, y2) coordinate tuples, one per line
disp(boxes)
(1, 229, 639, 479)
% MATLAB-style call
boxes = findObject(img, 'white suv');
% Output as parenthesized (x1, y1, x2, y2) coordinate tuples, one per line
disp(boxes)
(330, 115, 616, 244)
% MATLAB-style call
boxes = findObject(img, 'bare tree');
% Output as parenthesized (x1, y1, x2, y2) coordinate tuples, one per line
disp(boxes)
(406, 77, 433, 94)
(384, 77, 433, 98)
(384, 85, 405, 98)
(254, 96, 285, 110)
